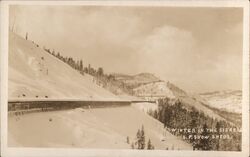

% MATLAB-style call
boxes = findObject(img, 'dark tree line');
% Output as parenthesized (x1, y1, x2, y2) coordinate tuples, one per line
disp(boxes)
(43, 47, 107, 78)
(42, 45, 137, 96)
(148, 97, 241, 151)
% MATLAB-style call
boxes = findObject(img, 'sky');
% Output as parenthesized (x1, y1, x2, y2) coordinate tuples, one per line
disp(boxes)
(9, 5, 243, 93)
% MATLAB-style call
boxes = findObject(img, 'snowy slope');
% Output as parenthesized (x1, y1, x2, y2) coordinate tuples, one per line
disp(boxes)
(8, 32, 119, 101)
(132, 80, 227, 121)
(133, 81, 175, 99)
(133, 73, 161, 83)
(8, 106, 192, 150)
(199, 90, 242, 113)
(113, 73, 161, 87)
(132, 102, 158, 113)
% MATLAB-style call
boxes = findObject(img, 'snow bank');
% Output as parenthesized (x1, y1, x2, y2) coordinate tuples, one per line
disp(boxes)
(8, 106, 192, 150)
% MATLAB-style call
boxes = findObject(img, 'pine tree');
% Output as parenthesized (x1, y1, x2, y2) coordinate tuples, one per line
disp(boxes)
(84, 67, 88, 73)
(147, 139, 153, 150)
(76, 60, 80, 70)
(153, 110, 158, 119)
(80, 60, 83, 71)
(200, 123, 212, 150)
(97, 67, 104, 76)
(215, 121, 221, 150)
(52, 50, 55, 56)
(141, 125, 145, 149)
(56, 52, 60, 58)
(126, 136, 130, 144)
(47, 49, 51, 54)
(136, 129, 141, 149)
(189, 107, 198, 145)
(88, 64, 91, 74)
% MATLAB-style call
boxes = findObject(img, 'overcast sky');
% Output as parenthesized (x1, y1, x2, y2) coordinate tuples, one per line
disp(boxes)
(9, 5, 243, 93)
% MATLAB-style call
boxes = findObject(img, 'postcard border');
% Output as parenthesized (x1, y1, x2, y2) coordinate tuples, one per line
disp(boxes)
(1, 1, 249, 157)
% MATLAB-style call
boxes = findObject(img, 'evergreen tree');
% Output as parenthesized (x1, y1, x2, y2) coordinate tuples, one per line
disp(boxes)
(153, 110, 158, 119)
(97, 67, 104, 77)
(141, 125, 145, 149)
(80, 60, 83, 71)
(126, 136, 130, 144)
(84, 67, 88, 73)
(189, 107, 198, 146)
(47, 49, 51, 54)
(155, 98, 241, 151)
(215, 121, 221, 150)
(56, 52, 60, 58)
(88, 64, 91, 74)
(76, 60, 80, 70)
(52, 50, 55, 56)
(200, 123, 212, 150)
(136, 129, 141, 149)
(147, 139, 153, 150)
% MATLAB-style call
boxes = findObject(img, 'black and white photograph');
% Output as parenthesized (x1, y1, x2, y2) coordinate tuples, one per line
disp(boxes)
(0, 1, 249, 157)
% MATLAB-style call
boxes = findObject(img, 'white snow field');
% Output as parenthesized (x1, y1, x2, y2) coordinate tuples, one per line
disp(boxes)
(9, 32, 119, 101)
(8, 105, 192, 150)
(199, 90, 242, 114)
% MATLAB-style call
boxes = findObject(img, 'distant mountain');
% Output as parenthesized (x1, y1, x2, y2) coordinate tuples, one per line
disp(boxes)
(112, 73, 161, 88)
(112, 73, 186, 98)
(199, 90, 242, 114)
(133, 81, 175, 99)
(133, 73, 161, 82)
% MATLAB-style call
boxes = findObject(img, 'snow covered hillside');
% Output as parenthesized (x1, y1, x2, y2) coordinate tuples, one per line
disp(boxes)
(114, 74, 241, 124)
(8, 32, 119, 101)
(8, 106, 192, 150)
(131, 80, 228, 121)
(113, 73, 161, 88)
(133, 81, 175, 99)
(199, 90, 242, 114)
